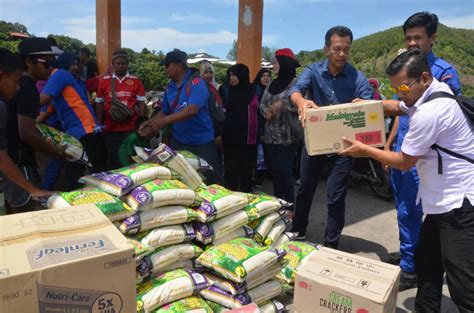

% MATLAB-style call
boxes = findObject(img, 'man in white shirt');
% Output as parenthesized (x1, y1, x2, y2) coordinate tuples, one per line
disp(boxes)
(341, 49, 473, 312)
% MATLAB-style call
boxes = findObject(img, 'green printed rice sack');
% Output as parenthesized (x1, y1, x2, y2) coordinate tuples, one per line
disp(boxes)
(259, 300, 285, 313)
(194, 209, 259, 245)
(212, 226, 255, 246)
(36, 124, 91, 166)
(178, 150, 213, 172)
(196, 238, 286, 283)
(273, 232, 298, 248)
(47, 187, 133, 222)
(276, 241, 320, 284)
(244, 194, 286, 218)
(153, 296, 213, 313)
(199, 279, 289, 309)
(79, 163, 172, 196)
(253, 211, 285, 243)
(263, 216, 291, 246)
(120, 205, 198, 235)
(206, 301, 229, 312)
(137, 224, 196, 250)
(136, 269, 209, 312)
(137, 244, 203, 283)
(204, 262, 282, 295)
(125, 179, 195, 212)
(194, 185, 248, 222)
(146, 144, 203, 190)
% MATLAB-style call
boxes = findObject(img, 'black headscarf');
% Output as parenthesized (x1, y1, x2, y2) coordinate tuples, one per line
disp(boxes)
(253, 68, 271, 90)
(227, 63, 255, 110)
(268, 55, 297, 95)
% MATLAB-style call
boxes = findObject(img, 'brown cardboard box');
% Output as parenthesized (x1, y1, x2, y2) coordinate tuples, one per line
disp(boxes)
(304, 100, 386, 155)
(0, 205, 135, 313)
(294, 247, 400, 313)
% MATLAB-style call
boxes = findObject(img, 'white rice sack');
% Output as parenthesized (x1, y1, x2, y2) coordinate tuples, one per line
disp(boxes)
(259, 300, 285, 313)
(146, 144, 203, 190)
(119, 206, 198, 235)
(212, 226, 255, 246)
(160, 260, 203, 274)
(136, 269, 209, 312)
(125, 179, 195, 212)
(137, 224, 196, 250)
(136, 244, 203, 283)
(79, 163, 172, 196)
(263, 216, 291, 246)
(47, 186, 133, 222)
(194, 185, 249, 222)
(276, 241, 320, 284)
(194, 210, 259, 245)
(252, 211, 285, 243)
(178, 150, 213, 172)
(244, 194, 286, 218)
(154, 296, 213, 313)
(196, 238, 286, 283)
(205, 262, 281, 295)
(273, 232, 298, 248)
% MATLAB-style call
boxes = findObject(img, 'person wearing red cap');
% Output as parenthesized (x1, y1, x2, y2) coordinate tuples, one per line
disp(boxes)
(289, 26, 373, 245)
(260, 48, 301, 210)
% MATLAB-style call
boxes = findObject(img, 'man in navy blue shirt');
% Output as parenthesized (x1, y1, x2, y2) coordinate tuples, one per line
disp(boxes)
(139, 49, 222, 184)
(289, 26, 373, 246)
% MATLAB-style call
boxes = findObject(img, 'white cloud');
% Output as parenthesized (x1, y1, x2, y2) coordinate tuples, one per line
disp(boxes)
(442, 14, 474, 29)
(169, 13, 220, 24)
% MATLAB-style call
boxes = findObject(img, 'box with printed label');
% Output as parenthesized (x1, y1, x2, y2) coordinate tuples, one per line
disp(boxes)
(0, 205, 135, 313)
(304, 100, 386, 155)
(294, 247, 400, 313)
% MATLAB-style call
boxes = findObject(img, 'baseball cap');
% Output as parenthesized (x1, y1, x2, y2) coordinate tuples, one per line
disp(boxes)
(18, 37, 55, 56)
(275, 48, 301, 67)
(160, 49, 187, 66)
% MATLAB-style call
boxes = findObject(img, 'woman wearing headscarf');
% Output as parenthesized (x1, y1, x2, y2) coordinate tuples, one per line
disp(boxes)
(259, 48, 301, 210)
(221, 63, 259, 192)
(199, 61, 219, 89)
(253, 68, 271, 101)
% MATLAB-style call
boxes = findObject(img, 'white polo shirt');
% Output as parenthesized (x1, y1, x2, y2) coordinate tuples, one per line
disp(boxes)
(400, 78, 474, 214)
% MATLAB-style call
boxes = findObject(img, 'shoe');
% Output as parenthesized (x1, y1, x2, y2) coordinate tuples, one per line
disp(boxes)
(387, 252, 401, 265)
(323, 241, 338, 250)
(398, 271, 417, 291)
(291, 229, 306, 240)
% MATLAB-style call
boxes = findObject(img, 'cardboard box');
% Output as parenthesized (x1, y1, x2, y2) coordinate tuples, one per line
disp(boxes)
(294, 247, 400, 313)
(304, 100, 386, 155)
(0, 205, 136, 313)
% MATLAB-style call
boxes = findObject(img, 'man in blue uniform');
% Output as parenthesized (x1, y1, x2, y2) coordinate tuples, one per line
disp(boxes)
(385, 12, 461, 291)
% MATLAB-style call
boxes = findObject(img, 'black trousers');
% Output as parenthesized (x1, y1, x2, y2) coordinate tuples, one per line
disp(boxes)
(415, 198, 474, 313)
(223, 144, 256, 193)
(104, 130, 133, 170)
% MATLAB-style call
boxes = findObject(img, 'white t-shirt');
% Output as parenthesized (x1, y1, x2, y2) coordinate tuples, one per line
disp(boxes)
(400, 78, 474, 214)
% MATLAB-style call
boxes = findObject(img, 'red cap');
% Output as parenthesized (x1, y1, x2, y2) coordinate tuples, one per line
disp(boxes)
(275, 48, 300, 66)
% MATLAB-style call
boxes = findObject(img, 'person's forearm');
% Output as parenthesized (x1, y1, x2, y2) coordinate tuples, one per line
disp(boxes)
(138, 102, 148, 117)
(382, 99, 405, 116)
(290, 92, 304, 108)
(0, 152, 39, 194)
(36, 111, 51, 124)
(18, 117, 61, 158)
(162, 105, 199, 126)
(95, 104, 104, 125)
(362, 145, 414, 171)
(385, 116, 399, 149)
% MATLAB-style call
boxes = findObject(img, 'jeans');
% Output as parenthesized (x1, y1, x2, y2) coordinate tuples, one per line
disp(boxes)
(169, 137, 223, 185)
(415, 198, 474, 313)
(267, 143, 298, 210)
(292, 146, 353, 246)
(391, 166, 423, 274)
(41, 158, 64, 190)
(223, 144, 256, 192)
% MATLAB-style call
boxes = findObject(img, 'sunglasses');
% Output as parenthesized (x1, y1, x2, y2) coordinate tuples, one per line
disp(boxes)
(36, 57, 54, 69)
(389, 76, 421, 93)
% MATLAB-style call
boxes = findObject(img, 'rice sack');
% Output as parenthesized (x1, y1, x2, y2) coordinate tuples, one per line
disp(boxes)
(79, 163, 172, 196)
(212, 226, 255, 246)
(196, 238, 286, 283)
(273, 232, 298, 248)
(153, 296, 213, 313)
(199, 279, 288, 309)
(126, 179, 195, 212)
(252, 211, 285, 243)
(36, 124, 91, 166)
(194, 185, 248, 222)
(263, 216, 291, 246)
(120, 206, 198, 235)
(159, 260, 203, 275)
(206, 301, 229, 313)
(136, 269, 209, 312)
(276, 241, 320, 284)
(137, 244, 203, 282)
(204, 262, 282, 295)
(259, 300, 285, 313)
(137, 224, 196, 250)
(194, 209, 259, 245)
(146, 144, 203, 190)
(178, 150, 213, 172)
(47, 187, 133, 222)
(244, 194, 286, 219)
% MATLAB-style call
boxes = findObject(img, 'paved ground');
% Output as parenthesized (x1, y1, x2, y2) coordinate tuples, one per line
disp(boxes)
(259, 177, 458, 312)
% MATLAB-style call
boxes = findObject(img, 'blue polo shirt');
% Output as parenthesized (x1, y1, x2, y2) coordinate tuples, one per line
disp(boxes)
(162, 70, 214, 145)
(290, 59, 373, 105)
(427, 51, 461, 96)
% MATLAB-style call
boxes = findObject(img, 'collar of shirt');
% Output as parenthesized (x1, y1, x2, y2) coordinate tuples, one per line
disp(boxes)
(168, 69, 192, 90)
(400, 78, 454, 116)
(321, 59, 349, 77)
(112, 72, 130, 83)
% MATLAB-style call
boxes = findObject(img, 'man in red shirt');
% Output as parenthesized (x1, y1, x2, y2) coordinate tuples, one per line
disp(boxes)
(95, 49, 147, 169)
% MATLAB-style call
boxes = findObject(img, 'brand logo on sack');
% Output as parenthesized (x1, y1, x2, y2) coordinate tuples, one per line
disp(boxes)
(34, 239, 106, 260)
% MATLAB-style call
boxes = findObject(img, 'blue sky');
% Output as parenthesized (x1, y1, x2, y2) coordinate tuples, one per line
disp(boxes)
(1, 0, 473, 59)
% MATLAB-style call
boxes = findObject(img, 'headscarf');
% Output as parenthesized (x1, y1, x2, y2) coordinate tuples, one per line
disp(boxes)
(199, 61, 218, 88)
(57, 52, 77, 71)
(368, 78, 382, 100)
(253, 68, 271, 90)
(226, 63, 255, 110)
(268, 55, 297, 95)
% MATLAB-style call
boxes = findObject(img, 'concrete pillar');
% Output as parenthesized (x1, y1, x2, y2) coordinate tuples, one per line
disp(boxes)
(237, 0, 263, 82)
(96, 0, 121, 75)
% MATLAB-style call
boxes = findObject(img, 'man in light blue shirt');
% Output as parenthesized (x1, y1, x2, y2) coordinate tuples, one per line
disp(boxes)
(289, 26, 373, 246)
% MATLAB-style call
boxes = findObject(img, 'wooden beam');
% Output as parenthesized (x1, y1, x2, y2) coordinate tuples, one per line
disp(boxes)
(96, 0, 121, 75)
(237, 0, 263, 82)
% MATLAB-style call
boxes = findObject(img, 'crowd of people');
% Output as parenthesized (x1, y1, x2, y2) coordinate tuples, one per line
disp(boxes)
(0, 11, 472, 312)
